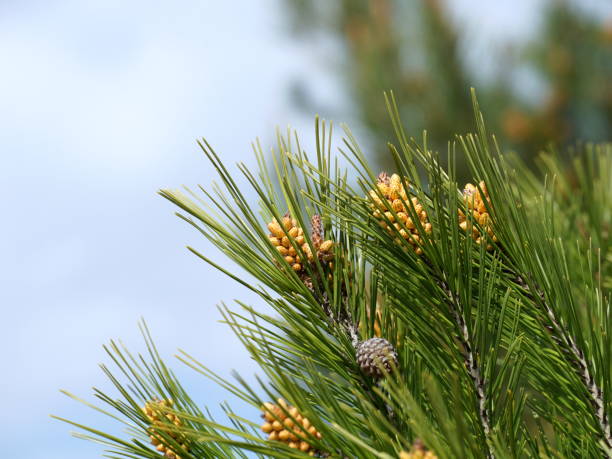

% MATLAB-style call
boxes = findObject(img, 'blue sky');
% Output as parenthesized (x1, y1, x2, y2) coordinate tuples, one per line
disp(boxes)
(0, 1, 339, 457)
(1, 1, 609, 457)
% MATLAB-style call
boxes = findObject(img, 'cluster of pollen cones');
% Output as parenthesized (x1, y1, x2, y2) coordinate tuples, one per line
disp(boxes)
(369, 173, 497, 252)
(399, 439, 438, 458)
(142, 399, 188, 459)
(260, 398, 323, 455)
(268, 214, 334, 274)
(369, 173, 432, 255)
(459, 181, 497, 250)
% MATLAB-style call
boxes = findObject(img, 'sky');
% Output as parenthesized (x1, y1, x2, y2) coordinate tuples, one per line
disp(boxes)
(0, 1, 341, 457)
(0, 1, 608, 458)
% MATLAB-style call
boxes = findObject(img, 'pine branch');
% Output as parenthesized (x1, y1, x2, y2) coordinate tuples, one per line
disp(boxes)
(514, 273, 612, 453)
(432, 268, 495, 459)
(57, 95, 612, 458)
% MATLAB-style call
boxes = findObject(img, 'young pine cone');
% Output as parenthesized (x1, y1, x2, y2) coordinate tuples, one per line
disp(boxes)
(369, 173, 432, 255)
(356, 337, 398, 378)
(268, 214, 334, 273)
(458, 181, 497, 250)
(142, 399, 188, 459)
(261, 398, 323, 456)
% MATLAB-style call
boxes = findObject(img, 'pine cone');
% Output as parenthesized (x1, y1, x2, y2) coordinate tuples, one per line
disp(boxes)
(356, 337, 398, 378)
(267, 214, 334, 274)
(458, 181, 497, 250)
(260, 398, 323, 456)
(142, 399, 188, 459)
(399, 439, 438, 459)
(310, 214, 324, 248)
(368, 173, 432, 255)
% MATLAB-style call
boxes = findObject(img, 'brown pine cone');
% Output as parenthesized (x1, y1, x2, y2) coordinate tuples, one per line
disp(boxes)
(356, 337, 398, 378)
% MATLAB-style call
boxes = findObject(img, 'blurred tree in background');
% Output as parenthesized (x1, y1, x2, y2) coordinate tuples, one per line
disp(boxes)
(284, 0, 612, 170)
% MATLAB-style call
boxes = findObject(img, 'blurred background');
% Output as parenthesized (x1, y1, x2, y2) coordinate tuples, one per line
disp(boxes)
(0, 1, 609, 457)
(286, 0, 612, 170)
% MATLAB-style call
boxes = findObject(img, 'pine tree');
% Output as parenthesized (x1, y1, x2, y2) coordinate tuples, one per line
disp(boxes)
(54, 91, 612, 458)
(284, 0, 612, 171)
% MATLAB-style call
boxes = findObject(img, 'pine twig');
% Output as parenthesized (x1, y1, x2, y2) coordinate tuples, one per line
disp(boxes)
(303, 277, 359, 349)
(514, 274, 612, 453)
(435, 272, 495, 459)
(305, 214, 360, 348)
(320, 290, 360, 349)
